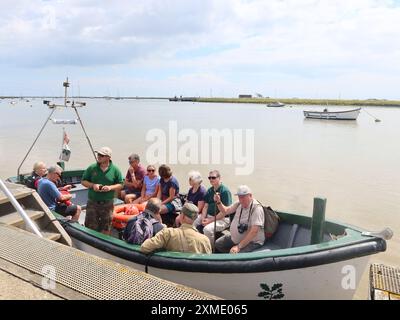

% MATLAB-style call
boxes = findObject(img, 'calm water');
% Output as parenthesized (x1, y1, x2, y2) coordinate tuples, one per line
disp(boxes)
(0, 98, 399, 298)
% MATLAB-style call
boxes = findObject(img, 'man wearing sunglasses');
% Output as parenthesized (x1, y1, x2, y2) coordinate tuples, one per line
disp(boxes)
(38, 165, 81, 221)
(82, 146, 124, 234)
(196, 170, 232, 249)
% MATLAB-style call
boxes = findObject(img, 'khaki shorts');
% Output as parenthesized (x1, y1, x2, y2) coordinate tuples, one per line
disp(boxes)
(84, 199, 114, 232)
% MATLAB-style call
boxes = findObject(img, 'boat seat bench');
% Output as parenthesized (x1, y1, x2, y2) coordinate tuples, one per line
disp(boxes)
(254, 223, 300, 252)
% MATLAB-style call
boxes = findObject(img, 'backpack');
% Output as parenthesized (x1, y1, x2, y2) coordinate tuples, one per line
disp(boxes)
(124, 213, 154, 245)
(263, 206, 280, 239)
(25, 173, 41, 190)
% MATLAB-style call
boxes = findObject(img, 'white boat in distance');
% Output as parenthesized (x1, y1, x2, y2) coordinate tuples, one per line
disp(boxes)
(267, 101, 285, 107)
(304, 108, 361, 120)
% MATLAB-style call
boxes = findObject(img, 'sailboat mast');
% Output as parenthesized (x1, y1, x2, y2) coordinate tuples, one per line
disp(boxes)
(63, 78, 69, 107)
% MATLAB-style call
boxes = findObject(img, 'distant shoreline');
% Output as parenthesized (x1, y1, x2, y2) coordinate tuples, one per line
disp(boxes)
(193, 97, 400, 107)
(2, 96, 400, 107)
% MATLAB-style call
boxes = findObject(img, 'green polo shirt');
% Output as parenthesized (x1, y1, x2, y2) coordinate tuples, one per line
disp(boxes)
(82, 161, 123, 201)
(204, 184, 232, 216)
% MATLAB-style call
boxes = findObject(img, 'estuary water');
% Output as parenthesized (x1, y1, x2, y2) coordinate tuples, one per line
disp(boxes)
(0, 98, 399, 299)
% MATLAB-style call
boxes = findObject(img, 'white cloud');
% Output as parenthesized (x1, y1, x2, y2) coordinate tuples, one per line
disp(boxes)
(0, 0, 399, 98)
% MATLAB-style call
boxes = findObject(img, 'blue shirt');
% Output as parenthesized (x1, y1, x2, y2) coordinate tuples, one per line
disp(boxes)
(160, 176, 179, 200)
(38, 178, 61, 210)
(144, 175, 160, 196)
(187, 185, 206, 206)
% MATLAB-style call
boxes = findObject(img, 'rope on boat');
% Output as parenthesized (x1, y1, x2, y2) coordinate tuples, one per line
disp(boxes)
(144, 252, 155, 274)
(362, 109, 381, 122)
(72, 106, 97, 161)
(17, 108, 56, 180)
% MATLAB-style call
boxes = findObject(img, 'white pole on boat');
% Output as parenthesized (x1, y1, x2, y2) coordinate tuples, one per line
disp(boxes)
(0, 179, 43, 238)
(63, 77, 96, 160)
(63, 78, 69, 107)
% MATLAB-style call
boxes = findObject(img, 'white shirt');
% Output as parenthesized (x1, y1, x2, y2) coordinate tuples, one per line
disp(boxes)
(229, 199, 265, 245)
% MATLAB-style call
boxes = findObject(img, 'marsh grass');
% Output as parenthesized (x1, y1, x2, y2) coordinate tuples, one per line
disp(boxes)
(194, 97, 400, 107)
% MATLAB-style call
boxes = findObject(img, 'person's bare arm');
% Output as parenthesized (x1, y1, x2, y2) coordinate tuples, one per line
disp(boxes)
(230, 225, 260, 254)
(161, 187, 176, 205)
(82, 180, 101, 192)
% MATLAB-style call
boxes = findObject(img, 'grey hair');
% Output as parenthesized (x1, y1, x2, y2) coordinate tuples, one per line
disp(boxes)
(128, 153, 140, 162)
(209, 170, 220, 178)
(145, 198, 162, 216)
(188, 170, 202, 184)
(33, 161, 46, 172)
(47, 165, 63, 174)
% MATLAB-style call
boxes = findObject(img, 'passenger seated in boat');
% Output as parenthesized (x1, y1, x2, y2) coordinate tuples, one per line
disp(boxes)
(196, 170, 232, 249)
(25, 161, 47, 189)
(25, 161, 73, 192)
(157, 164, 181, 226)
(214, 185, 264, 253)
(175, 170, 206, 227)
(140, 203, 212, 254)
(123, 198, 165, 244)
(121, 153, 146, 203)
(37, 165, 81, 222)
(130, 165, 160, 204)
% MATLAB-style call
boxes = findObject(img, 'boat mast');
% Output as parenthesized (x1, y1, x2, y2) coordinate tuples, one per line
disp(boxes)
(64, 78, 69, 107)
(16, 78, 97, 181)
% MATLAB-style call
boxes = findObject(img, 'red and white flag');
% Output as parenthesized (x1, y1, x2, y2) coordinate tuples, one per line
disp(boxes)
(63, 130, 70, 145)
(60, 129, 71, 161)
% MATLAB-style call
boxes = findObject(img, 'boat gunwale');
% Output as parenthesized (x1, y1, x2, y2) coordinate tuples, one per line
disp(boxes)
(303, 108, 361, 115)
(63, 217, 386, 273)
(7, 175, 386, 272)
(55, 209, 386, 262)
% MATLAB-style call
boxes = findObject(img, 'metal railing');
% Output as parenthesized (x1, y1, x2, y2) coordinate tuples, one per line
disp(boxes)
(0, 179, 43, 238)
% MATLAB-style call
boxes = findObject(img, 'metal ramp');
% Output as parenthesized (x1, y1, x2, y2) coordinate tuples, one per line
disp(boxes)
(0, 224, 220, 300)
(369, 263, 400, 300)
(0, 181, 71, 245)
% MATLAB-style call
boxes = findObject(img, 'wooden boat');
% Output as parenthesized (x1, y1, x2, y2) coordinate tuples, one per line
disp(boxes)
(7, 169, 390, 300)
(304, 108, 361, 120)
(267, 101, 285, 107)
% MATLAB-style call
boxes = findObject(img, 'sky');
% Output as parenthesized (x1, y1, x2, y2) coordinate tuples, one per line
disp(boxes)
(1, 0, 400, 99)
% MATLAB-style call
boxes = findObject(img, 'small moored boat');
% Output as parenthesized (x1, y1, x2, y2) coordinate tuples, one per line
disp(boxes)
(267, 101, 285, 107)
(304, 108, 361, 120)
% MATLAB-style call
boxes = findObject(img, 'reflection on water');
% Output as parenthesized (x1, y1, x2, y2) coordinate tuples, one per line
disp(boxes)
(303, 118, 359, 128)
(0, 99, 399, 299)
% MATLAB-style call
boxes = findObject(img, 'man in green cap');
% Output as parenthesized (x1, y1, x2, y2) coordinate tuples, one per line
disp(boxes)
(140, 203, 212, 254)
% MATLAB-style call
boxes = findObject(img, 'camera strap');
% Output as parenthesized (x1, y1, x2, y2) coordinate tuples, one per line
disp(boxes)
(238, 201, 254, 224)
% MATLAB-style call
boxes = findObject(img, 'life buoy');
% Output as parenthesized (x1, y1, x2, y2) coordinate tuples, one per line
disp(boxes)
(112, 203, 147, 229)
